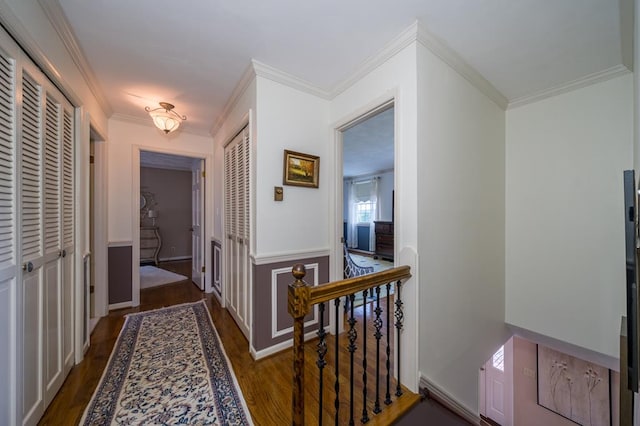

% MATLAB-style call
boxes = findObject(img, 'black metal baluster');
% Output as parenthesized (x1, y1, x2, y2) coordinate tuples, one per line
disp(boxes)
(361, 290, 370, 423)
(373, 285, 383, 414)
(347, 293, 357, 426)
(334, 298, 341, 426)
(384, 282, 392, 405)
(317, 302, 327, 425)
(394, 280, 404, 397)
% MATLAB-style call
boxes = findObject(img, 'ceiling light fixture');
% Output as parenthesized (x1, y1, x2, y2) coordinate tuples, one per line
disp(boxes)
(145, 102, 187, 134)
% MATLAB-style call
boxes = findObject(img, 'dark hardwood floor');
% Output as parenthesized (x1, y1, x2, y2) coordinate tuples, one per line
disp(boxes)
(39, 260, 467, 425)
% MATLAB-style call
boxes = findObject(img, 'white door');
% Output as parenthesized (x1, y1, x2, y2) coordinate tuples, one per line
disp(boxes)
(20, 68, 47, 426)
(483, 339, 514, 426)
(60, 108, 74, 374)
(191, 160, 204, 290)
(224, 127, 250, 338)
(0, 35, 18, 426)
(20, 61, 74, 426)
(42, 94, 66, 408)
(0, 25, 74, 426)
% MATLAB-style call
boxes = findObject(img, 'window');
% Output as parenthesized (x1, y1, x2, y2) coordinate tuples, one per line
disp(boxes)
(355, 200, 375, 223)
(492, 345, 504, 372)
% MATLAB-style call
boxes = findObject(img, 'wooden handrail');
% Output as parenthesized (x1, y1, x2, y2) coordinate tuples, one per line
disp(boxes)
(287, 264, 412, 425)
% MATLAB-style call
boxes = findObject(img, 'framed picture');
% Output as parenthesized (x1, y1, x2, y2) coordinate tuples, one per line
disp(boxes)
(283, 150, 320, 188)
(537, 345, 611, 425)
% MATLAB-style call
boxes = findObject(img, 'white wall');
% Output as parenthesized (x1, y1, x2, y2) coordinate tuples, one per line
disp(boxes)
(254, 77, 330, 256)
(416, 42, 507, 413)
(0, 0, 108, 135)
(330, 42, 420, 391)
(107, 120, 214, 242)
(212, 77, 257, 245)
(506, 74, 633, 360)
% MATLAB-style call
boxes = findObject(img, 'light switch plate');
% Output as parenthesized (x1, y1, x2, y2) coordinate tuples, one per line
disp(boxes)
(274, 186, 283, 201)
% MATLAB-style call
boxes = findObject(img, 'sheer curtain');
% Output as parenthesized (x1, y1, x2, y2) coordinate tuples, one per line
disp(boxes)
(347, 181, 358, 248)
(347, 178, 380, 250)
(369, 177, 379, 250)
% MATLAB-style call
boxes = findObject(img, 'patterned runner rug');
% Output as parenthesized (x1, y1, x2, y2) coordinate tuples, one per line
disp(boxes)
(81, 301, 253, 425)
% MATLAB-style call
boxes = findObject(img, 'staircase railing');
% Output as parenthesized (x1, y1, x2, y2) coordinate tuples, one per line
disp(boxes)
(288, 263, 412, 425)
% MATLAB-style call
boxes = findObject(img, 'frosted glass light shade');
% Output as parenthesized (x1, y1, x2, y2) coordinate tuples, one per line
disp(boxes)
(145, 102, 187, 134)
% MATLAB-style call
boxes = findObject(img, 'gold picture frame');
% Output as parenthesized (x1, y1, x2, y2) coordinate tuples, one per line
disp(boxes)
(283, 150, 320, 188)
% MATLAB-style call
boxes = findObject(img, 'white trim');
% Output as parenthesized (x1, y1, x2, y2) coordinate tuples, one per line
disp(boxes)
(92, 137, 108, 321)
(330, 22, 419, 99)
(37, 0, 113, 116)
(508, 64, 632, 109)
(108, 240, 133, 247)
(108, 301, 133, 310)
(132, 145, 213, 304)
(158, 255, 192, 262)
(415, 22, 508, 110)
(252, 248, 330, 265)
(419, 375, 481, 426)
(252, 59, 330, 99)
(270, 263, 319, 339)
(0, 0, 83, 108)
(211, 64, 256, 136)
(250, 330, 319, 360)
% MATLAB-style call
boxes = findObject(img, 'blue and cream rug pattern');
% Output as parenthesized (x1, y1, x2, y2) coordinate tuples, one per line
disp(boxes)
(81, 300, 253, 425)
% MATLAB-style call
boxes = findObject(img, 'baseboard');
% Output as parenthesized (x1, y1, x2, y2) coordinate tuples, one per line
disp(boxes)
(419, 375, 481, 425)
(250, 330, 319, 360)
(109, 301, 133, 311)
(159, 256, 192, 262)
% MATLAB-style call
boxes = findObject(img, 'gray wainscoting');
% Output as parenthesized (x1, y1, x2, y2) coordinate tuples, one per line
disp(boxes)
(252, 255, 329, 352)
(108, 245, 132, 304)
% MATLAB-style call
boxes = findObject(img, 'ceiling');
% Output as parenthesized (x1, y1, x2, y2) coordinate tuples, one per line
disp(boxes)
(343, 107, 394, 178)
(56, 0, 627, 138)
(140, 151, 200, 171)
(53, 0, 633, 176)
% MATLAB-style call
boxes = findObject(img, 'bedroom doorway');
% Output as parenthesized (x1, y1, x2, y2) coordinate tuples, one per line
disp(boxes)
(340, 101, 395, 275)
(138, 151, 205, 292)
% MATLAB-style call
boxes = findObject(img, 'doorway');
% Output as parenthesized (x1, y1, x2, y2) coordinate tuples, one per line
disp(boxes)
(137, 151, 206, 294)
(480, 337, 514, 426)
(340, 102, 395, 269)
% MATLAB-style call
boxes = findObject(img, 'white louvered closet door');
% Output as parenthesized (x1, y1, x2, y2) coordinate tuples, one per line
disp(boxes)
(224, 126, 251, 339)
(61, 108, 74, 375)
(20, 65, 74, 426)
(0, 41, 17, 426)
(20, 70, 46, 426)
(0, 27, 75, 426)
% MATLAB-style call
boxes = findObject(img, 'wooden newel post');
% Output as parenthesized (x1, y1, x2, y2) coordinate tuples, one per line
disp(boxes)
(288, 263, 310, 426)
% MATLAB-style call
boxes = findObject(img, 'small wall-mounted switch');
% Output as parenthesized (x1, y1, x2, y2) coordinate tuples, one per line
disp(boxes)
(274, 186, 284, 201)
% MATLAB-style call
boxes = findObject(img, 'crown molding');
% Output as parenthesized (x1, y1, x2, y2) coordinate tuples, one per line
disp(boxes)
(507, 64, 631, 109)
(38, 0, 113, 116)
(330, 21, 420, 99)
(210, 62, 256, 136)
(416, 22, 508, 110)
(0, 0, 85, 107)
(252, 59, 331, 99)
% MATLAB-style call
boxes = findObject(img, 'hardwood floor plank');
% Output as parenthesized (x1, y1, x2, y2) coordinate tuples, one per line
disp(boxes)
(39, 260, 418, 425)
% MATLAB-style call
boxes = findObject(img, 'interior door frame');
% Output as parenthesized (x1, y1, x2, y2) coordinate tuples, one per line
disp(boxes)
(329, 94, 395, 336)
(191, 159, 205, 290)
(132, 146, 213, 306)
(330, 95, 396, 283)
(82, 120, 107, 358)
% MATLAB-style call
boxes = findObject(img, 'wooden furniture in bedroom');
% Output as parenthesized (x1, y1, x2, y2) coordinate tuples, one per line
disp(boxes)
(374, 221, 394, 261)
(140, 226, 161, 265)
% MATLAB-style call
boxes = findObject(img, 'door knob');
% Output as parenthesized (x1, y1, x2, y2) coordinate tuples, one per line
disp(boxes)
(62, 249, 67, 258)
(22, 262, 34, 272)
